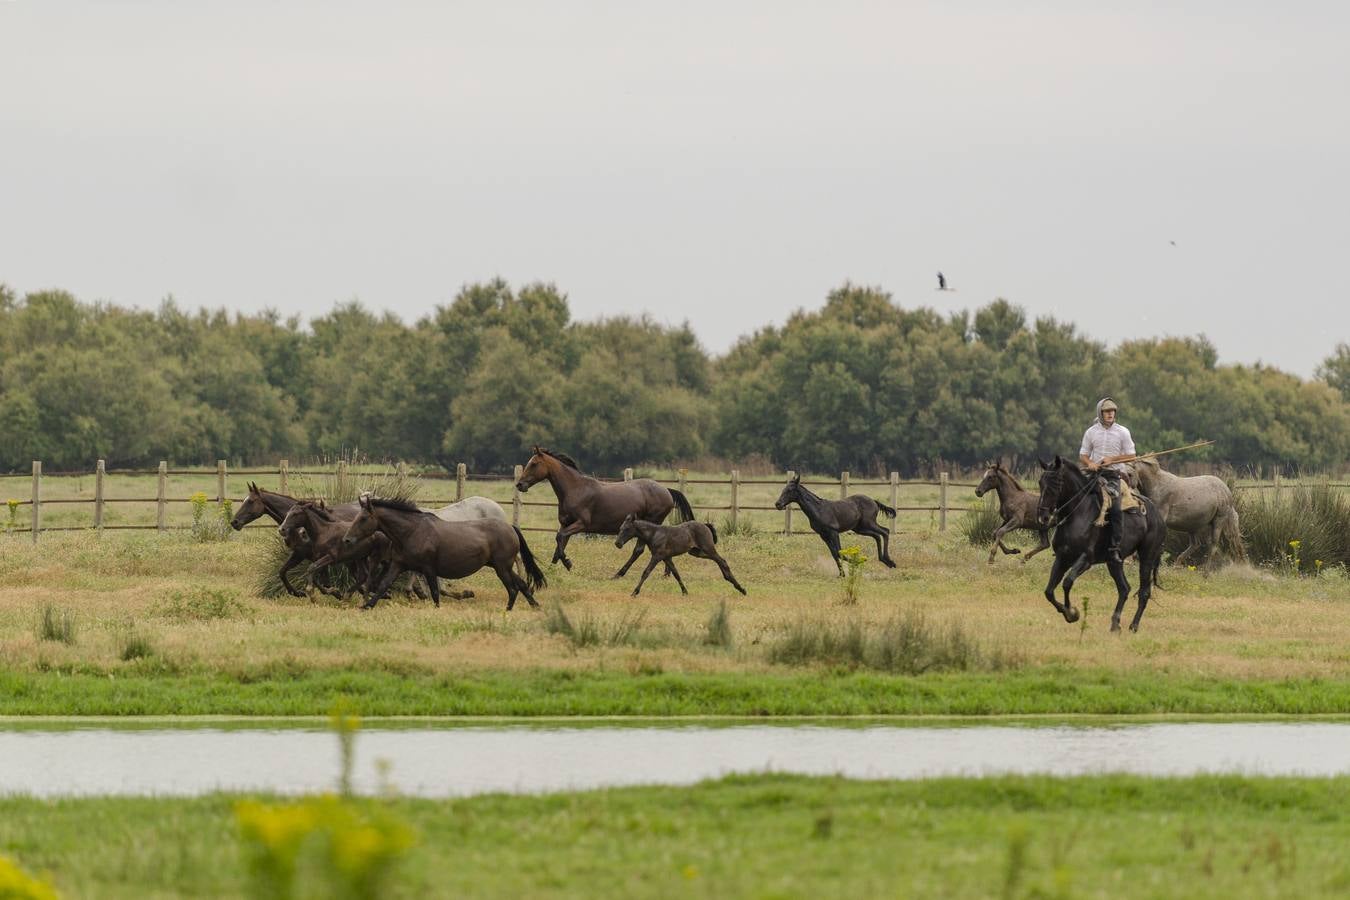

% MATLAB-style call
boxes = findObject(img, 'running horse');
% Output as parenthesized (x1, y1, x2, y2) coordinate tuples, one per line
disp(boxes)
(514, 447, 695, 577)
(1036, 456, 1167, 633)
(974, 462, 1051, 565)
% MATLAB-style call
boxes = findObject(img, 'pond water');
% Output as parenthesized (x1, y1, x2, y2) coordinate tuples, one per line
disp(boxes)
(2, 720, 1349, 797)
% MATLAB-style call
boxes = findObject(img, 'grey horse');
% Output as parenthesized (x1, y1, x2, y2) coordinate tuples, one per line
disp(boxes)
(1128, 458, 1246, 567)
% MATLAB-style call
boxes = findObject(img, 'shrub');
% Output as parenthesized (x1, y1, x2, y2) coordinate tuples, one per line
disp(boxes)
(1238, 483, 1350, 575)
(152, 587, 249, 621)
(703, 600, 733, 649)
(768, 609, 1018, 674)
(119, 630, 154, 661)
(959, 495, 1002, 547)
(38, 605, 76, 645)
(544, 599, 646, 648)
(190, 492, 234, 543)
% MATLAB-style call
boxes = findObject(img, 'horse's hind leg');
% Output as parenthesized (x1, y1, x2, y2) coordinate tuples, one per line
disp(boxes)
(665, 559, 689, 595)
(709, 551, 747, 596)
(865, 524, 896, 568)
(1021, 529, 1051, 563)
(1130, 549, 1159, 632)
(1104, 558, 1132, 632)
(495, 562, 534, 611)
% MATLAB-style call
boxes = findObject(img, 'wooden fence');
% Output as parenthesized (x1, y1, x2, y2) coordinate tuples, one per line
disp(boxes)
(4, 459, 1348, 543)
(4, 459, 974, 542)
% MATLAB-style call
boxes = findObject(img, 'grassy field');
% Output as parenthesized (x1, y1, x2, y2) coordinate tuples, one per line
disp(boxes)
(3, 774, 1350, 897)
(1, 515, 1347, 716)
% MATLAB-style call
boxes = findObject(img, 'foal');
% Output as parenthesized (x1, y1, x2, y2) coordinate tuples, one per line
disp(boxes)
(974, 462, 1051, 565)
(615, 514, 747, 597)
(773, 474, 897, 574)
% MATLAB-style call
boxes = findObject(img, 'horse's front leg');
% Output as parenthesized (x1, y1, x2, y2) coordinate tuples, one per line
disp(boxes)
(279, 549, 309, 597)
(1059, 553, 1094, 622)
(1041, 555, 1078, 623)
(362, 561, 403, 610)
(614, 540, 648, 579)
(553, 521, 586, 570)
(631, 555, 662, 597)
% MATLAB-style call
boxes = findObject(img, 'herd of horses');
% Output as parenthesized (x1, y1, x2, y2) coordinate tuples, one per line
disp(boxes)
(230, 446, 1243, 633)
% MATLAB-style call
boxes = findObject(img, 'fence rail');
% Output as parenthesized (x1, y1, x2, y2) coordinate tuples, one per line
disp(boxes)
(4, 459, 1347, 543)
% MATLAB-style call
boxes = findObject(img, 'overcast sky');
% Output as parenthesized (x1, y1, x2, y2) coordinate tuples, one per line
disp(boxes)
(2, 1, 1345, 375)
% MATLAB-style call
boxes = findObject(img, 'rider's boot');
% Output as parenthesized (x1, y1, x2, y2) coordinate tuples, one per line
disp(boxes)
(1107, 493, 1124, 564)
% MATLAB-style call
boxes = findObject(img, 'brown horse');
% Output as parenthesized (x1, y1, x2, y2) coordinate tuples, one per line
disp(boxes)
(515, 447, 695, 577)
(773, 475, 897, 575)
(974, 462, 1051, 565)
(341, 495, 546, 611)
(615, 514, 747, 597)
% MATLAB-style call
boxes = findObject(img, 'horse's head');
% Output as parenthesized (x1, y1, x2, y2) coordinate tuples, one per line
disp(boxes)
(975, 463, 1000, 498)
(277, 502, 310, 544)
(231, 482, 268, 530)
(773, 474, 802, 511)
(1036, 457, 1067, 526)
(342, 493, 380, 548)
(516, 447, 550, 493)
(615, 514, 638, 549)
(1129, 457, 1159, 488)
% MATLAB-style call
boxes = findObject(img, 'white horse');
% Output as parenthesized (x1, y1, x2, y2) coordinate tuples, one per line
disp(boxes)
(427, 496, 508, 523)
(1129, 458, 1246, 567)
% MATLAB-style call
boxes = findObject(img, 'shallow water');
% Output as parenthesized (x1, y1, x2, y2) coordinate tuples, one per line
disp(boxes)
(3, 721, 1349, 797)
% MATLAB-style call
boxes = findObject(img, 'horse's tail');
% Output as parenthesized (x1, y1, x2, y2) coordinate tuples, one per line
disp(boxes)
(876, 500, 897, 519)
(669, 488, 695, 523)
(705, 521, 719, 545)
(1219, 506, 1248, 564)
(513, 527, 547, 591)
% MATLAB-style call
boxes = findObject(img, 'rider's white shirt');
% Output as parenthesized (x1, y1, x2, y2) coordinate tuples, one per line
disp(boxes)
(1079, 422, 1135, 473)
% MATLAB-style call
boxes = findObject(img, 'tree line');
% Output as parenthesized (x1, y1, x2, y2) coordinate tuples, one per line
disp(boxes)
(2, 281, 1347, 475)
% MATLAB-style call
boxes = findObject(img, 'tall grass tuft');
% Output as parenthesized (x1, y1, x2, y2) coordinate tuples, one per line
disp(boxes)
(838, 546, 867, 605)
(119, 630, 154, 661)
(1238, 483, 1350, 574)
(768, 609, 1019, 674)
(253, 451, 422, 599)
(704, 600, 733, 649)
(38, 605, 76, 645)
(959, 495, 1002, 547)
(544, 599, 647, 649)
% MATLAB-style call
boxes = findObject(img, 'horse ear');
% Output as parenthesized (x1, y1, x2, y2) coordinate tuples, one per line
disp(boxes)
(358, 493, 370, 510)
(1037, 458, 1049, 470)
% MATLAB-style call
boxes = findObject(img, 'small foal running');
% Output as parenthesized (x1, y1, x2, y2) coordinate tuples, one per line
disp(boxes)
(615, 514, 748, 597)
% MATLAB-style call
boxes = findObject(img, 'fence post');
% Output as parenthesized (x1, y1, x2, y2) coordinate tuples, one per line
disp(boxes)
(397, 461, 407, 480)
(1274, 468, 1282, 504)
(30, 461, 40, 544)
(890, 471, 899, 536)
(784, 470, 795, 535)
(624, 467, 633, 482)
(730, 470, 740, 530)
(840, 470, 849, 499)
(455, 463, 466, 501)
(157, 461, 167, 531)
(216, 459, 227, 504)
(512, 464, 523, 526)
(279, 459, 289, 494)
(336, 459, 347, 494)
(94, 459, 106, 533)
(939, 471, 949, 531)
(678, 467, 688, 497)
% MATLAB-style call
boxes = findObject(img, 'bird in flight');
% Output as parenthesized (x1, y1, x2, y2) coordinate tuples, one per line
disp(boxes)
(936, 271, 948, 291)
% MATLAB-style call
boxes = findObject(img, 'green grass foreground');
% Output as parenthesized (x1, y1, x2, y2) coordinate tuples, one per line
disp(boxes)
(4, 774, 1350, 898)
(4, 667, 1350, 717)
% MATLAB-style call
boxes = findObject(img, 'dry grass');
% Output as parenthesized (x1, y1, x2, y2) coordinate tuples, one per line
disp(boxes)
(0, 528, 1347, 682)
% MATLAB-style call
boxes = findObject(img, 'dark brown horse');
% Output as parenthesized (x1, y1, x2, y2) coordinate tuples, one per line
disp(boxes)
(514, 447, 695, 577)
(342, 496, 546, 611)
(974, 462, 1051, 565)
(773, 474, 897, 575)
(231, 482, 359, 597)
(615, 514, 747, 597)
(1036, 456, 1166, 632)
(278, 501, 459, 602)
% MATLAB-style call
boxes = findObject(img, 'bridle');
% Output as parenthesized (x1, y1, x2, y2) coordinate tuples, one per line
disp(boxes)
(1040, 468, 1101, 527)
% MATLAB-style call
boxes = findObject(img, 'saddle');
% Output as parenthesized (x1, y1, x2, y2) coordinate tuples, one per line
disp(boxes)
(1094, 477, 1144, 527)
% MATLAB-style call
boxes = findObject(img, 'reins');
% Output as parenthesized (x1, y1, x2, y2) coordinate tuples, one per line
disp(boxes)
(1042, 471, 1101, 526)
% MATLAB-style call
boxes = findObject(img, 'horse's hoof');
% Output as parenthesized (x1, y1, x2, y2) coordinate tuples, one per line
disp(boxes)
(1110, 621, 1122, 633)
(1064, 608, 1080, 624)
(1129, 622, 1141, 633)
(630, 589, 641, 598)
(562, 560, 573, 571)
(460, 590, 474, 599)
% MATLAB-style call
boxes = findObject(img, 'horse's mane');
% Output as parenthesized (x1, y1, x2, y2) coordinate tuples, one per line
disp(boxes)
(295, 500, 334, 521)
(537, 447, 581, 471)
(997, 464, 1027, 492)
(367, 496, 424, 514)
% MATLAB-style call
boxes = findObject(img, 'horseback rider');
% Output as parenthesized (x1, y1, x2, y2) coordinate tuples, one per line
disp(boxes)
(1079, 397, 1135, 564)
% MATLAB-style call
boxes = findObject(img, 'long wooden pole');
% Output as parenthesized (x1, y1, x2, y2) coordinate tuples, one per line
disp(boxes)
(1114, 439, 1215, 466)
